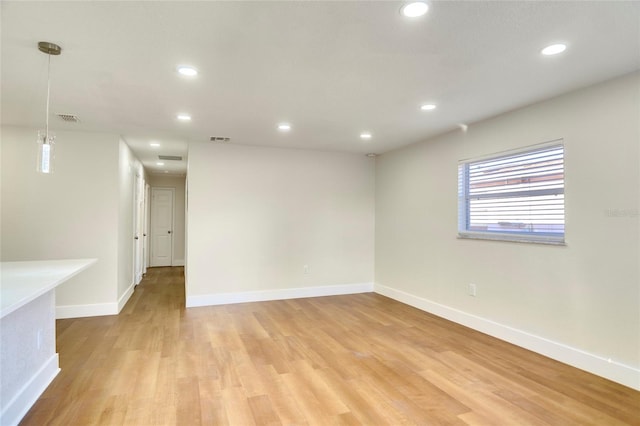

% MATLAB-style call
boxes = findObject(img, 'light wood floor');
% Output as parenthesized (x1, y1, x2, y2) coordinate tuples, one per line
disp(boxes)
(22, 267, 639, 425)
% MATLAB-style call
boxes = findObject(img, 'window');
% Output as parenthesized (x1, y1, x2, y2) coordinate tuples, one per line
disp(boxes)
(458, 141, 565, 244)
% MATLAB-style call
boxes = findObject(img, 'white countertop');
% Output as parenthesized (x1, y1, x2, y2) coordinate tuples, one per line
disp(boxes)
(0, 259, 97, 318)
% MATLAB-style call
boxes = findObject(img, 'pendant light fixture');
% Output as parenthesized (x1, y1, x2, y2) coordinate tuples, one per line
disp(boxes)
(37, 41, 62, 174)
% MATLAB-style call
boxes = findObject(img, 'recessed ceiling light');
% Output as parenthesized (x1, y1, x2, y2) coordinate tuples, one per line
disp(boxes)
(177, 66, 198, 76)
(177, 114, 191, 121)
(149, 142, 160, 147)
(420, 104, 437, 111)
(360, 132, 372, 140)
(401, 2, 429, 18)
(157, 162, 165, 166)
(278, 123, 291, 131)
(541, 43, 567, 56)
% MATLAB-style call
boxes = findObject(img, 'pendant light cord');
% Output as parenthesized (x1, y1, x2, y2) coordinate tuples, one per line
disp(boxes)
(45, 53, 51, 139)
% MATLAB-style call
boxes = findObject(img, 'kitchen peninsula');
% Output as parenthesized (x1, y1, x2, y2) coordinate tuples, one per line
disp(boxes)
(0, 258, 96, 426)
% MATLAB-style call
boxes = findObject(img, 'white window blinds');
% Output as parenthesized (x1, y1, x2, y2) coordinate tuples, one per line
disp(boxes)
(458, 141, 565, 244)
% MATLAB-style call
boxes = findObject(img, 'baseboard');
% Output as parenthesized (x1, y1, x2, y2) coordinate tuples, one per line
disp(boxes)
(0, 354, 60, 426)
(56, 302, 118, 319)
(186, 282, 374, 308)
(55, 281, 140, 319)
(172, 259, 185, 267)
(118, 282, 135, 313)
(374, 283, 640, 391)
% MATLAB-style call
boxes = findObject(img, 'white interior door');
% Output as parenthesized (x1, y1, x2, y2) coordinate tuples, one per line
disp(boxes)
(150, 187, 174, 267)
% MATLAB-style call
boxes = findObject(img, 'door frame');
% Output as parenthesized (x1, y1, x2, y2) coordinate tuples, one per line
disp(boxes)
(143, 183, 150, 273)
(133, 173, 144, 285)
(150, 186, 175, 267)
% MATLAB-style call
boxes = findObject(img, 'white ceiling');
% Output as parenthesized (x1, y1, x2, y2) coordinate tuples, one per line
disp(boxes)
(2, 1, 639, 176)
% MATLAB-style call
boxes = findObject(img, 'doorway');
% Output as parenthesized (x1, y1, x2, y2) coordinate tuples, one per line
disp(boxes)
(143, 183, 150, 273)
(133, 173, 145, 284)
(150, 187, 175, 267)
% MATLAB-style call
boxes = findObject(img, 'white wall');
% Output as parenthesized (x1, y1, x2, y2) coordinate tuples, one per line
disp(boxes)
(1, 127, 142, 318)
(147, 175, 186, 266)
(1, 127, 120, 316)
(186, 143, 375, 306)
(375, 72, 640, 389)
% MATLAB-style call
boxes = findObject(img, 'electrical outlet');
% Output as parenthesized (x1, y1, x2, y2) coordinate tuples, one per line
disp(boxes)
(469, 283, 477, 297)
(303, 265, 309, 274)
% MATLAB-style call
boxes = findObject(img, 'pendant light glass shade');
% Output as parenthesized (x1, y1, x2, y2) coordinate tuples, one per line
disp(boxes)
(37, 131, 55, 174)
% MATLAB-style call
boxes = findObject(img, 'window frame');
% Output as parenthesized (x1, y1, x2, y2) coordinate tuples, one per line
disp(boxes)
(457, 140, 566, 245)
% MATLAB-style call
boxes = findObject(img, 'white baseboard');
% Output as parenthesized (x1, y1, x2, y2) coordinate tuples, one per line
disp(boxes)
(0, 354, 60, 426)
(56, 302, 118, 319)
(172, 259, 185, 267)
(186, 282, 374, 308)
(374, 283, 640, 391)
(56, 282, 135, 319)
(118, 283, 135, 313)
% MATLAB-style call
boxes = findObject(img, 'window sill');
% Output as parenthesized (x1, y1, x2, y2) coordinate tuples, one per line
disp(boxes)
(457, 233, 566, 246)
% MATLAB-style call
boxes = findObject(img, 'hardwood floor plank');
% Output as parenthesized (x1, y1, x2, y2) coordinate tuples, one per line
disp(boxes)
(280, 370, 335, 425)
(153, 355, 178, 409)
(176, 376, 202, 426)
(336, 411, 362, 425)
(197, 377, 227, 424)
(316, 367, 414, 425)
(290, 360, 351, 416)
(210, 346, 242, 390)
(457, 410, 502, 426)
(232, 347, 270, 397)
(96, 394, 128, 425)
(356, 359, 466, 424)
(247, 394, 282, 426)
(256, 334, 294, 374)
(492, 388, 586, 426)
(19, 266, 640, 425)
(418, 367, 550, 425)
(220, 386, 257, 426)
(253, 363, 308, 425)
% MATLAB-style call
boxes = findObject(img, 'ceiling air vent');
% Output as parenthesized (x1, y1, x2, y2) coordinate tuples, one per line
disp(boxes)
(158, 155, 183, 161)
(57, 113, 80, 123)
(210, 136, 231, 143)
